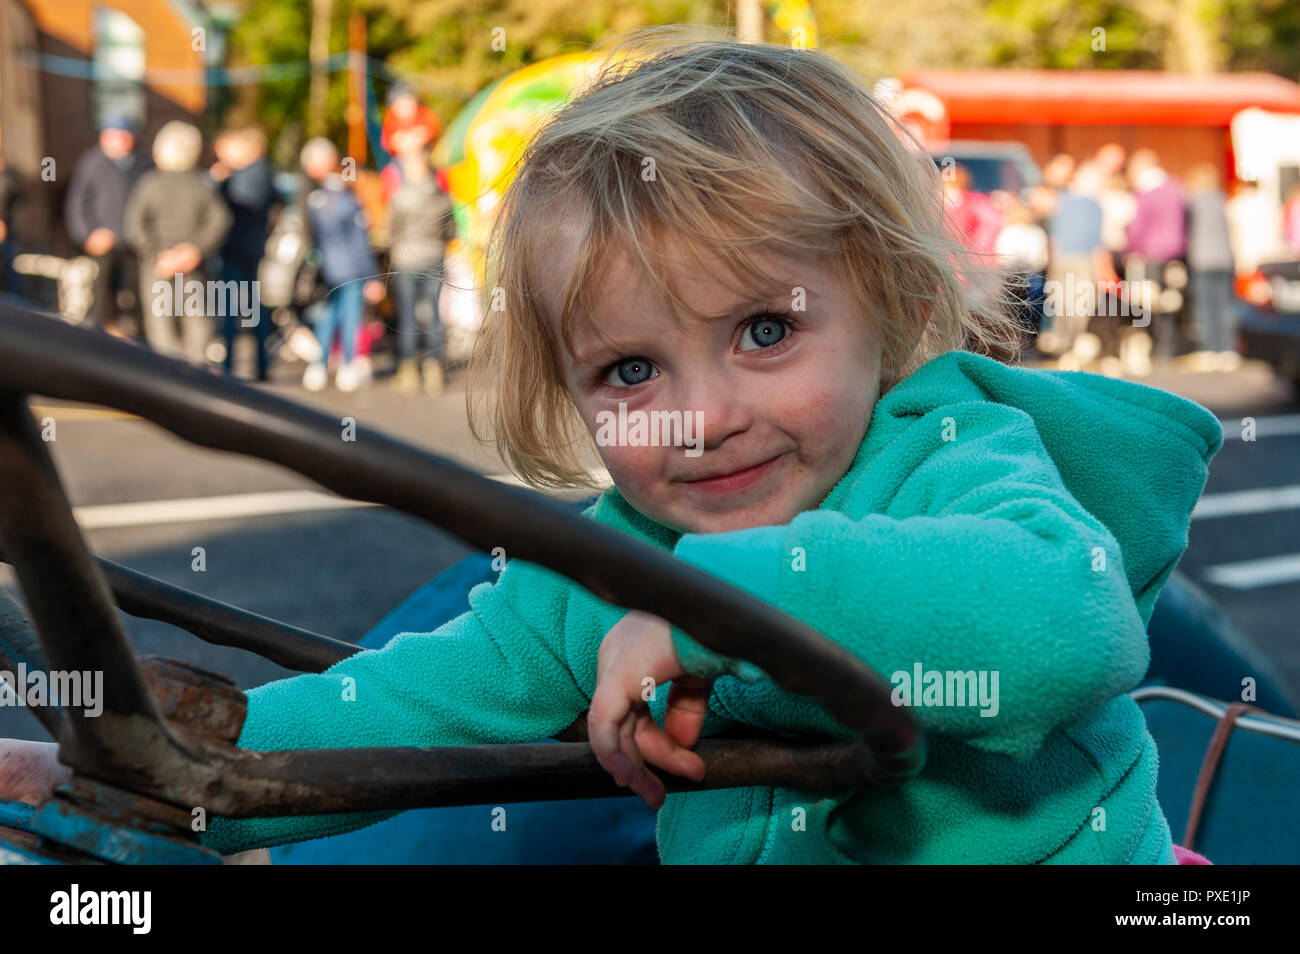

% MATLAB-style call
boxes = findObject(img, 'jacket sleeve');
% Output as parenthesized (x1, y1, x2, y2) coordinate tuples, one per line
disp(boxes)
(122, 177, 152, 256)
(200, 556, 588, 855)
(666, 402, 1151, 762)
(189, 180, 232, 257)
(344, 193, 379, 279)
(63, 156, 95, 247)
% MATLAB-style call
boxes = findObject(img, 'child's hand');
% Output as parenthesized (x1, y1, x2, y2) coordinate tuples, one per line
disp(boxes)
(0, 739, 70, 806)
(589, 610, 711, 810)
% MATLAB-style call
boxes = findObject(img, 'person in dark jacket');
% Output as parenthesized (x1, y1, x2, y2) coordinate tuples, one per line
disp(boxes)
(124, 121, 232, 366)
(63, 114, 152, 336)
(387, 141, 457, 395)
(211, 124, 278, 380)
(298, 137, 384, 392)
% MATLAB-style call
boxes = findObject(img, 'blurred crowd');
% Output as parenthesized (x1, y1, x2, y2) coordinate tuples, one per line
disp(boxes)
(944, 142, 1300, 371)
(6, 110, 1300, 386)
(0, 84, 456, 395)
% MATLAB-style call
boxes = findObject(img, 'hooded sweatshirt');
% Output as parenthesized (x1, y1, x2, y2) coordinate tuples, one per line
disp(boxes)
(200, 349, 1222, 863)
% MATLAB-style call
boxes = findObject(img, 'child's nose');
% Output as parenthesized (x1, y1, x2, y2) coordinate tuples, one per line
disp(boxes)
(678, 376, 753, 450)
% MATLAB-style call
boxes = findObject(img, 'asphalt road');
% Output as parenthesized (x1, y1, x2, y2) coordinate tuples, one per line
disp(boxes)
(2, 353, 1298, 743)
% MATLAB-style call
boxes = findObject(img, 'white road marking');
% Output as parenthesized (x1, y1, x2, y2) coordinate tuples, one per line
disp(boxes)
(1201, 553, 1300, 589)
(1193, 484, 1300, 519)
(27, 405, 140, 421)
(73, 470, 612, 530)
(75, 490, 377, 529)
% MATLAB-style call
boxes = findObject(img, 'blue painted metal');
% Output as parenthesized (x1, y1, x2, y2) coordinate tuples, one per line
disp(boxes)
(25, 798, 221, 866)
(0, 797, 34, 832)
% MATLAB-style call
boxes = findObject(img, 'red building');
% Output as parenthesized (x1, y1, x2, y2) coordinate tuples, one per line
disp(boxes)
(895, 69, 1300, 183)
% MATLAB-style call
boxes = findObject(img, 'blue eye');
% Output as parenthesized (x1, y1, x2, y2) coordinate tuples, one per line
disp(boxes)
(603, 357, 657, 388)
(740, 316, 789, 351)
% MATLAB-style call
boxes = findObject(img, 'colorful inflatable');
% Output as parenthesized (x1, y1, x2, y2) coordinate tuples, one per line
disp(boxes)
(430, 6, 820, 300)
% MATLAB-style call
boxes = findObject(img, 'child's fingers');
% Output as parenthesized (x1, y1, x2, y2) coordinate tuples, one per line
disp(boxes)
(663, 676, 712, 750)
(619, 711, 665, 810)
(634, 717, 706, 784)
(587, 679, 635, 786)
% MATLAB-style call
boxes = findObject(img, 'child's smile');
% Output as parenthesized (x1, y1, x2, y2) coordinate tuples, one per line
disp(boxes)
(549, 235, 886, 534)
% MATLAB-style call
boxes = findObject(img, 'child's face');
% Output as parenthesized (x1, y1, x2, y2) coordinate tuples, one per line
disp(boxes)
(551, 237, 884, 535)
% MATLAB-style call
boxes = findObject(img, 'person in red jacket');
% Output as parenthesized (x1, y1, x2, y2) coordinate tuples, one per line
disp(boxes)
(943, 163, 1004, 265)
(379, 83, 441, 205)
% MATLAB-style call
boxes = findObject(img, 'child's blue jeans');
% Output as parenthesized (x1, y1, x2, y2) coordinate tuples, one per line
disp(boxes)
(314, 280, 364, 365)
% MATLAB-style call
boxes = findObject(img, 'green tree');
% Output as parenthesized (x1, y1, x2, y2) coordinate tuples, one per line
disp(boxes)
(222, 0, 1300, 166)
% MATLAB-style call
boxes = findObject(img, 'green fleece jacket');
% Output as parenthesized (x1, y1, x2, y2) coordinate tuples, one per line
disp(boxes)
(202, 349, 1222, 863)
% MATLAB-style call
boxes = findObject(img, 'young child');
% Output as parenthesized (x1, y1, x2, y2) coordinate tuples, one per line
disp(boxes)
(2, 31, 1222, 864)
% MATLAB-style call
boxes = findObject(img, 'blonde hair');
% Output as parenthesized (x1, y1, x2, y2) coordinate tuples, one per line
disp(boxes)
(152, 121, 203, 172)
(469, 25, 1020, 491)
(299, 136, 339, 171)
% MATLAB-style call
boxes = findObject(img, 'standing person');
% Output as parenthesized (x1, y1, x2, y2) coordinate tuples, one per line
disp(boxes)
(1093, 143, 1133, 278)
(1124, 149, 1187, 360)
(994, 196, 1049, 341)
(942, 164, 1003, 264)
(124, 121, 232, 366)
(1184, 163, 1238, 370)
(1044, 162, 1106, 359)
(1096, 171, 1136, 281)
(379, 83, 441, 205)
(298, 138, 385, 392)
(387, 144, 458, 395)
(63, 115, 151, 337)
(211, 125, 279, 381)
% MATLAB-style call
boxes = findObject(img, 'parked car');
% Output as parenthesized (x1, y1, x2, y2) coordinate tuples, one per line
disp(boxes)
(1236, 259, 1300, 389)
(929, 140, 1042, 197)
